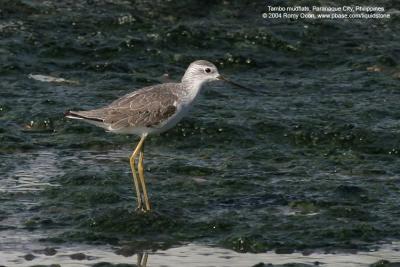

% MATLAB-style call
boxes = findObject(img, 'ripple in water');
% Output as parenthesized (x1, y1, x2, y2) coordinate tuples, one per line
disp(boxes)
(1, 150, 61, 193)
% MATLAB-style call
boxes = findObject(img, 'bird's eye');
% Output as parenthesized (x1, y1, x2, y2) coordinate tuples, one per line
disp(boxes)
(205, 68, 211, 73)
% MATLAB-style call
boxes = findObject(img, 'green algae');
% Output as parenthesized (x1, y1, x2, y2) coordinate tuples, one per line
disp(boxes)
(1, 0, 400, 258)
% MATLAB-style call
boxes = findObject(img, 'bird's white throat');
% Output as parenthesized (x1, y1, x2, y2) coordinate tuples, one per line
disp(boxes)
(180, 78, 207, 105)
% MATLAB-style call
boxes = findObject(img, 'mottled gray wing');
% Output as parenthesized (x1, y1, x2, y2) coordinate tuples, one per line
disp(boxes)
(76, 83, 180, 130)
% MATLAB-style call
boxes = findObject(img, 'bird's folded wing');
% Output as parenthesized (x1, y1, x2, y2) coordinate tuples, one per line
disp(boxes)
(106, 103, 177, 130)
(77, 84, 180, 130)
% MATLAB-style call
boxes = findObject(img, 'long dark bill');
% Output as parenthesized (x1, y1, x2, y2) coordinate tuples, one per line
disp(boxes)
(217, 75, 254, 92)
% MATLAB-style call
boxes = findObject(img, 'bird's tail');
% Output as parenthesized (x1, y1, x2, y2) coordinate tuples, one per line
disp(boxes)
(64, 110, 104, 122)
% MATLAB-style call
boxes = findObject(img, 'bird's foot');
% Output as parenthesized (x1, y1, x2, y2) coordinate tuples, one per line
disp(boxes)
(136, 204, 151, 213)
(136, 207, 152, 213)
(135, 205, 145, 213)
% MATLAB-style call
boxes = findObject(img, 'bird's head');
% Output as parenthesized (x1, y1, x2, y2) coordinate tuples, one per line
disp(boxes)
(181, 60, 253, 92)
(182, 60, 220, 84)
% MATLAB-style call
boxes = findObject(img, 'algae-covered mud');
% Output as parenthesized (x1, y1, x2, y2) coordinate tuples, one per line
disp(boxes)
(1, 0, 400, 266)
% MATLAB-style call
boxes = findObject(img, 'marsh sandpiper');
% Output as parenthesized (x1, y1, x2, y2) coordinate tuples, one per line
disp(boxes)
(65, 60, 251, 212)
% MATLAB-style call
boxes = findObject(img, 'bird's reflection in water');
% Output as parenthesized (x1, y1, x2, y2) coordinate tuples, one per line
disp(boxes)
(137, 252, 148, 267)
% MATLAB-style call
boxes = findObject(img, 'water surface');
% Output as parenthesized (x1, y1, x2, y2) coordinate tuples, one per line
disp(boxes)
(1, 0, 400, 266)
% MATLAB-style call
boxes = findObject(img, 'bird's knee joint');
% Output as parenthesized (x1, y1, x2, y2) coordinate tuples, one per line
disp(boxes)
(130, 155, 136, 163)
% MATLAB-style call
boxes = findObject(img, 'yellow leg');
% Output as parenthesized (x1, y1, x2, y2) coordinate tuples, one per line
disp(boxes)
(130, 155, 142, 210)
(142, 253, 148, 266)
(138, 143, 151, 211)
(130, 135, 147, 211)
(137, 252, 148, 267)
(137, 253, 142, 266)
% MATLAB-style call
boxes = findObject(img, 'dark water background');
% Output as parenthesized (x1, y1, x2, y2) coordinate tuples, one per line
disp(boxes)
(1, 0, 400, 263)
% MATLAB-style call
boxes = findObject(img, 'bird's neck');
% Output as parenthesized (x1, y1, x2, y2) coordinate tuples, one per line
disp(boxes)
(180, 79, 205, 104)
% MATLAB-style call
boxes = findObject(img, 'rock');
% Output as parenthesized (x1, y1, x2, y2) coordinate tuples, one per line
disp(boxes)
(33, 247, 57, 256)
(275, 247, 295, 254)
(70, 252, 86, 260)
(24, 253, 35, 261)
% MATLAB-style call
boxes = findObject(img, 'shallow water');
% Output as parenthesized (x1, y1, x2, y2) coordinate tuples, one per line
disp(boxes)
(2, 242, 400, 267)
(1, 0, 400, 266)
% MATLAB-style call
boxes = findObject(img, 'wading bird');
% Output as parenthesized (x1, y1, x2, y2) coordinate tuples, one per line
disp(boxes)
(65, 60, 250, 212)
